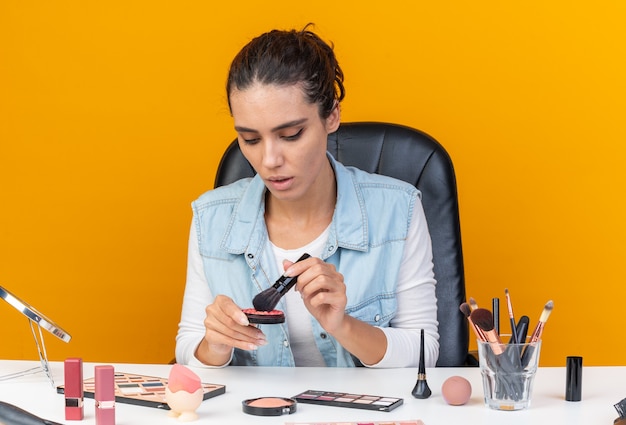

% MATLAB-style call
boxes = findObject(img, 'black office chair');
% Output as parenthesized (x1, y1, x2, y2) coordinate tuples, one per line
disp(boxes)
(214, 122, 471, 367)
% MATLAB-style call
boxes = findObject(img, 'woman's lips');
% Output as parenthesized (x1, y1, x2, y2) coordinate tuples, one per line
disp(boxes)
(266, 176, 293, 191)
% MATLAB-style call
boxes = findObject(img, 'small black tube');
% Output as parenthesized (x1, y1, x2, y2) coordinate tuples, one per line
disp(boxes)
(565, 356, 583, 402)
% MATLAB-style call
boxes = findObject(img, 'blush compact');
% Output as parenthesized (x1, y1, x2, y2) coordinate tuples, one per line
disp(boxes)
(242, 397, 297, 416)
(242, 308, 285, 324)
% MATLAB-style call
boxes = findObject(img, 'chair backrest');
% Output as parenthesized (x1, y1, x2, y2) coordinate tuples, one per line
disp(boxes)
(214, 122, 469, 367)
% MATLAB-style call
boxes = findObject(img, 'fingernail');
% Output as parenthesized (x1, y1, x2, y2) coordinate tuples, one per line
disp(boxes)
(257, 339, 268, 346)
(247, 343, 258, 350)
(238, 312, 250, 326)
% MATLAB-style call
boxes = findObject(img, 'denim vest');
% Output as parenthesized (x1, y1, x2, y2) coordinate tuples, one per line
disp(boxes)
(192, 154, 420, 367)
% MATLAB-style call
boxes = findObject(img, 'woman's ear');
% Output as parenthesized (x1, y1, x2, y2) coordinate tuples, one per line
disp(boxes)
(325, 102, 341, 133)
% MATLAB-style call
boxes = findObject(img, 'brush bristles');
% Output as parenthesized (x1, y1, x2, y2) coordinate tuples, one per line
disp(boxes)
(539, 300, 554, 322)
(459, 303, 471, 317)
(252, 252, 311, 311)
(469, 308, 495, 332)
(504, 288, 515, 318)
(252, 287, 283, 311)
(469, 297, 478, 310)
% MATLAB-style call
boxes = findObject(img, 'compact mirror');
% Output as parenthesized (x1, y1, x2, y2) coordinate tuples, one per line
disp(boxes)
(0, 285, 71, 386)
(0, 285, 71, 342)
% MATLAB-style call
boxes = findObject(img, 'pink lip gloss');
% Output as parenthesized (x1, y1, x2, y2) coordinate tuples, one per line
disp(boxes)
(95, 365, 115, 425)
(64, 358, 84, 420)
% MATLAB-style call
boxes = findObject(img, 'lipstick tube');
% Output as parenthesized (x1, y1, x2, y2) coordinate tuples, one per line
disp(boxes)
(64, 358, 84, 420)
(95, 365, 115, 425)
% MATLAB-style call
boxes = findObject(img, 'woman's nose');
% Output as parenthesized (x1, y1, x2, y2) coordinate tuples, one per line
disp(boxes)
(261, 139, 284, 169)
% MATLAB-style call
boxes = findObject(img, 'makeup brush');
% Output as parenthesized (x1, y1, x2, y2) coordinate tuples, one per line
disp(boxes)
(521, 300, 554, 367)
(460, 302, 486, 342)
(469, 297, 479, 311)
(504, 289, 519, 344)
(411, 328, 432, 399)
(528, 300, 554, 343)
(252, 253, 311, 312)
(469, 308, 503, 354)
(511, 315, 529, 344)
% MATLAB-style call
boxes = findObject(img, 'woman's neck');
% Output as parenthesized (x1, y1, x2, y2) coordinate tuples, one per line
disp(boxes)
(264, 161, 336, 249)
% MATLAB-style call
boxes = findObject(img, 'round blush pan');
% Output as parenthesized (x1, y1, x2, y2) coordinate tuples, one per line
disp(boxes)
(242, 308, 285, 324)
(242, 397, 297, 416)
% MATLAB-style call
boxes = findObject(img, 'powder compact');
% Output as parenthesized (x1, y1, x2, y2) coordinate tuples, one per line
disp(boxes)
(242, 308, 285, 324)
(242, 397, 297, 416)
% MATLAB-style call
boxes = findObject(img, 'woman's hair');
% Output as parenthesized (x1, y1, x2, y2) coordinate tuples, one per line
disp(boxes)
(226, 25, 345, 119)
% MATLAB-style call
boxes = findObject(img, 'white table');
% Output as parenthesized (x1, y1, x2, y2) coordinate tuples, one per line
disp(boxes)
(0, 360, 622, 424)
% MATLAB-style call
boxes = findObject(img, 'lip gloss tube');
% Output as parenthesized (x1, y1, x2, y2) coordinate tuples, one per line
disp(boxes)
(64, 358, 84, 420)
(95, 365, 115, 425)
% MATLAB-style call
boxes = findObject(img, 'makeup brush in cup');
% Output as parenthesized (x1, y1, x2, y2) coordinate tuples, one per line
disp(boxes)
(521, 300, 554, 367)
(528, 300, 554, 343)
(460, 302, 486, 342)
(471, 308, 523, 400)
(511, 315, 529, 344)
(469, 308, 503, 353)
(469, 297, 479, 311)
(504, 288, 519, 344)
(252, 253, 311, 311)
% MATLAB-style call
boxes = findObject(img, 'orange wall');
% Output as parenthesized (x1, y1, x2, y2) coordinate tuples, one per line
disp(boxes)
(1, 1, 625, 366)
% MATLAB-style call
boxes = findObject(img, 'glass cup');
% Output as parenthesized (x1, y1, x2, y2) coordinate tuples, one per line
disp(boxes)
(477, 338, 541, 411)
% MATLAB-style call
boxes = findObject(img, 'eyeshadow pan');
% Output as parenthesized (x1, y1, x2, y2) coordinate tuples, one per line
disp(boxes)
(142, 382, 164, 388)
(297, 393, 318, 399)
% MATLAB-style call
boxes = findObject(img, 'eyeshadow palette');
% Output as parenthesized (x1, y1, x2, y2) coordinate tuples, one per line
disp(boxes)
(293, 390, 403, 412)
(57, 372, 225, 409)
(286, 421, 424, 425)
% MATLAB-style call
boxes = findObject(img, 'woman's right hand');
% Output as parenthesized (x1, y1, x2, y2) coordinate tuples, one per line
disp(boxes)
(194, 295, 267, 365)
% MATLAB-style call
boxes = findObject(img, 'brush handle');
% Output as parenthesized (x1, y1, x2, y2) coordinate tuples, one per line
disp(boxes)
(512, 315, 529, 344)
(492, 298, 500, 335)
(508, 317, 519, 344)
(529, 320, 545, 343)
(272, 253, 311, 294)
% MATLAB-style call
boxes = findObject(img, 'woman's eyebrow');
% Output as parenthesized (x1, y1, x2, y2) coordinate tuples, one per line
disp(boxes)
(234, 118, 308, 134)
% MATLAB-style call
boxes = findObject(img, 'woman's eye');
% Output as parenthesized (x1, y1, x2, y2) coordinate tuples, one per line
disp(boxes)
(283, 128, 303, 141)
(241, 136, 260, 145)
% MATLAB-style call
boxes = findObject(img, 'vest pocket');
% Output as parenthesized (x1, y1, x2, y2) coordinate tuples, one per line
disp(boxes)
(345, 294, 396, 326)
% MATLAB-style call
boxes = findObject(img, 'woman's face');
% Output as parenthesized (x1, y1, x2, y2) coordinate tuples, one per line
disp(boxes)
(229, 82, 340, 203)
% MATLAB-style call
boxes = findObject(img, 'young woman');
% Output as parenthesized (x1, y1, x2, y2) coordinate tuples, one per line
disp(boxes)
(175, 26, 439, 368)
